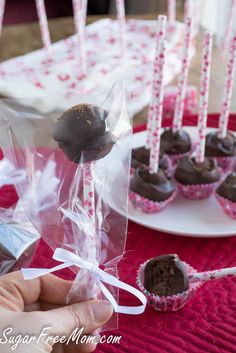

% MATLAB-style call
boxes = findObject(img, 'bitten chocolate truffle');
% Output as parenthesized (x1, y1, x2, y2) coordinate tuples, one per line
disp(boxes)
(175, 156, 221, 185)
(130, 166, 175, 202)
(53, 104, 114, 163)
(205, 132, 236, 157)
(161, 128, 191, 155)
(144, 254, 189, 297)
(131, 146, 169, 171)
(216, 173, 236, 202)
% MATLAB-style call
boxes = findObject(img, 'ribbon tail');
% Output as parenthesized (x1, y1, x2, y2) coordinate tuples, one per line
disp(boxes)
(22, 262, 72, 280)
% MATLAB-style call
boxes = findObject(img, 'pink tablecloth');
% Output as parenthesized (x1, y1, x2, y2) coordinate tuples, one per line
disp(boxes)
(1, 114, 236, 353)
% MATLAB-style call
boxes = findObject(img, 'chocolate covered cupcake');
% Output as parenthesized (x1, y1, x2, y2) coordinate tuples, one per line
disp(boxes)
(131, 146, 171, 175)
(53, 104, 114, 163)
(129, 166, 176, 213)
(205, 132, 236, 171)
(174, 156, 221, 199)
(160, 128, 192, 163)
(137, 254, 202, 312)
(215, 173, 236, 219)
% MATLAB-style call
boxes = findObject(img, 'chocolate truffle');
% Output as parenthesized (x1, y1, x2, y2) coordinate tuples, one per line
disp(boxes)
(161, 128, 191, 155)
(216, 173, 236, 202)
(131, 146, 169, 171)
(205, 132, 236, 157)
(175, 156, 221, 185)
(53, 104, 114, 163)
(144, 254, 189, 297)
(130, 166, 175, 202)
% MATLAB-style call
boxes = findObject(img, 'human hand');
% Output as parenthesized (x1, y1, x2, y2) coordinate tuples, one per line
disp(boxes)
(0, 271, 113, 353)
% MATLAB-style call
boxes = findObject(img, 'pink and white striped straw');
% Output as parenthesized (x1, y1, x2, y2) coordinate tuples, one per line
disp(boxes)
(116, 0, 126, 57)
(83, 162, 95, 226)
(149, 40, 167, 174)
(73, 0, 88, 75)
(218, 29, 236, 138)
(189, 266, 236, 283)
(223, 0, 236, 57)
(173, 17, 192, 132)
(195, 32, 213, 164)
(35, 0, 52, 57)
(146, 15, 167, 149)
(0, 0, 5, 38)
(168, 0, 176, 23)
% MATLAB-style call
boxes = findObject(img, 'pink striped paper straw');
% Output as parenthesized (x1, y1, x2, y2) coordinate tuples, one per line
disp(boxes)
(83, 162, 95, 226)
(218, 29, 236, 138)
(35, 0, 52, 57)
(146, 15, 167, 149)
(223, 0, 236, 57)
(173, 17, 192, 132)
(189, 266, 236, 282)
(73, 0, 88, 75)
(116, 0, 126, 57)
(168, 0, 176, 23)
(0, 0, 5, 38)
(149, 40, 167, 174)
(195, 32, 213, 164)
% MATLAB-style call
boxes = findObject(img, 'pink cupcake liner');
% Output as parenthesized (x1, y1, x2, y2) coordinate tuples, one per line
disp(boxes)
(137, 259, 203, 312)
(129, 189, 177, 214)
(215, 156, 236, 173)
(175, 181, 220, 200)
(215, 193, 236, 219)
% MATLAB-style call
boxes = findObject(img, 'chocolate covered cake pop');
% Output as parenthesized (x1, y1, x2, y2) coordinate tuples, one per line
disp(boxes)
(205, 132, 236, 157)
(144, 254, 189, 297)
(160, 128, 191, 156)
(131, 146, 169, 172)
(130, 166, 175, 202)
(175, 156, 221, 185)
(216, 173, 236, 202)
(53, 104, 114, 163)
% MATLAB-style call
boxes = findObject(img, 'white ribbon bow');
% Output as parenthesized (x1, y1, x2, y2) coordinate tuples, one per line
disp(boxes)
(0, 158, 26, 188)
(22, 248, 147, 315)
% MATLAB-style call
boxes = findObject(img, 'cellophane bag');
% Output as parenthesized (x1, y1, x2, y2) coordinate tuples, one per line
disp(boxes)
(0, 83, 132, 329)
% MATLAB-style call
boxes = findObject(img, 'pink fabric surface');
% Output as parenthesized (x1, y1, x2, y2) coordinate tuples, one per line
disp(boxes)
(0, 114, 236, 353)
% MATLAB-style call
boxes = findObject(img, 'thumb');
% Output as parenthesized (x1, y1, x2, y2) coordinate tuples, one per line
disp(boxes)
(42, 300, 113, 337)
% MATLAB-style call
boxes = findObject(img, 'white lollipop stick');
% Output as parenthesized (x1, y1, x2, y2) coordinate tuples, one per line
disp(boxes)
(149, 40, 167, 174)
(146, 15, 167, 149)
(173, 17, 192, 132)
(218, 29, 236, 138)
(195, 32, 213, 164)
(73, 0, 87, 76)
(35, 0, 52, 57)
(223, 0, 236, 57)
(189, 266, 236, 282)
(168, 0, 176, 23)
(116, 0, 126, 57)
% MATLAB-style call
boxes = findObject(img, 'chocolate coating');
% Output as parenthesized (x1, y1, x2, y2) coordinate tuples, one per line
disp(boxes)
(131, 146, 169, 171)
(205, 132, 236, 157)
(175, 156, 221, 185)
(130, 166, 175, 202)
(144, 254, 189, 297)
(161, 128, 191, 155)
(53, 104, 114, 163)
(216, 173, 236, 202)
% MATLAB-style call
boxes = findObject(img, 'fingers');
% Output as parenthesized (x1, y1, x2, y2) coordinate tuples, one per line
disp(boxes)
(42, 300, 113, 337)
(0, 271, 73, 311)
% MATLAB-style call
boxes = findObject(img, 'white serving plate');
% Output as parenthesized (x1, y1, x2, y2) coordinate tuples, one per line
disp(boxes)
(128, 127, 236, 238)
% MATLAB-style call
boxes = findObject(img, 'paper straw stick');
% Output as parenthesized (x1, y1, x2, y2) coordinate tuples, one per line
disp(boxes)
(116, 0, 126, 57)
(146, 15, 167, 149)
(223, 0, 236, 57)
(218, 29, 236, 138)
(184, 0, 193, 21)
(35, 0, 52, 56)
(83, 162, 95, 226)
(173, 17, 192, 132)
(149, 40, 167, 174)
(189, 266, 236, 282)
(73, 0, 87, 75)
(0, 0, 5, 38)
(168, 0, 176, 23)
(195, 32, 213, 164)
